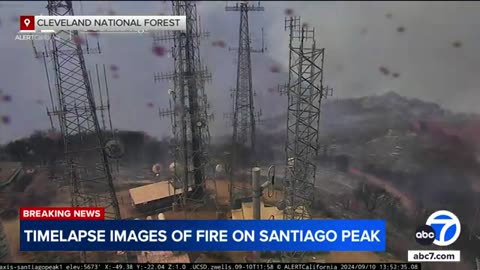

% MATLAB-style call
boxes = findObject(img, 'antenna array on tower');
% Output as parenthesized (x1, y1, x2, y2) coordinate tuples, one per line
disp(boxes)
(281, 16, 333, 261)
(154, 1, 215, 215)
(35, 0, 123, 262)
(224, 1, 266, 204)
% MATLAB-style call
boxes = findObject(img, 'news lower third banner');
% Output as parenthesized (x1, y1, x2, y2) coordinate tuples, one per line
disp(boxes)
(20, 220, 386, 252)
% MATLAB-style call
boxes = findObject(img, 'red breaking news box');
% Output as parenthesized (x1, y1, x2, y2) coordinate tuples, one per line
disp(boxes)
(19, 15, 35, 31)
(20, 207, 105, 220)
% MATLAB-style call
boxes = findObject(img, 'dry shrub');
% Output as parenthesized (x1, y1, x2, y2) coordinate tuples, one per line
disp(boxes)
(0, 170, 57, 218)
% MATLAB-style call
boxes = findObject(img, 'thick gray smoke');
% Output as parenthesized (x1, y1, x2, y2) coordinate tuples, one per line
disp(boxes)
(1, 1, 480, 143)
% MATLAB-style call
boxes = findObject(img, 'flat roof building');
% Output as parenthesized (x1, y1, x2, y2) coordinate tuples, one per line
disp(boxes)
(128, 181, 191, 212)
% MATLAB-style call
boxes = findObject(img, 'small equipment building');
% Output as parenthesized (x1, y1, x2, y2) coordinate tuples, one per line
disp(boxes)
(128, 181, 189, 212)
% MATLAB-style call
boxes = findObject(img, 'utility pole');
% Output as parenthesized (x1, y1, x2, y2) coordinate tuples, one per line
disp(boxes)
(281, 16, 332, 261)
(225, 1, 266, 204)
(251, 165, 275, 262)
(36, 1, 122, 262)
(154, 1, 214, 214)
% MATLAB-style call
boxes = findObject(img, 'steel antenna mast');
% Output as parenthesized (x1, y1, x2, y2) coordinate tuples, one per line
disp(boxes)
(40, 0, 122, 262)
(224, 1, 266, 204)
(154, 1, 215, 215)
(281, 16, 332, 261)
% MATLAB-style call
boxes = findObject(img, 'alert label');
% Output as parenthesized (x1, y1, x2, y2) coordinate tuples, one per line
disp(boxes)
(20, 207, 105, 220)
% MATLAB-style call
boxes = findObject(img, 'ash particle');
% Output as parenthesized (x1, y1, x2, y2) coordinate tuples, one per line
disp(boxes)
(379, 66, 390, 76)
(2, 95, 11, 102)
(452, 40, 462, 48)
(1, 115, 10, 125)
(72, 36, 85, 45)
(212, 40, 227, 48)
(269, 65, 281, 73)
(152, 45, 167, 57)
(285, 8, 294, 16)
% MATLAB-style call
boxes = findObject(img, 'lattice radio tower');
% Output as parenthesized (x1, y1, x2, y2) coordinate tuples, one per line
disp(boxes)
(224, 1, 265, 203)
(34, 0, 123, 262)
(224, 1, 265, 151)
(154, 1, 214, 214)
(281, 16, 332, 261)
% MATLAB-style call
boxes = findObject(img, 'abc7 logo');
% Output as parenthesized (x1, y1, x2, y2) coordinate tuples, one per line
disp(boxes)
(415, 225, 436, 245)
(415, 210, 461, 246)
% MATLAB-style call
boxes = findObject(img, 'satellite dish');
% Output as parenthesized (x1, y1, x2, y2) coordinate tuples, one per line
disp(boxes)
(287, 157, 295, 167)
(215, 164, 224, 173)
(105, 139, 124, 159)
(169, 162, 176, 172)
(152, 163, 162, 174)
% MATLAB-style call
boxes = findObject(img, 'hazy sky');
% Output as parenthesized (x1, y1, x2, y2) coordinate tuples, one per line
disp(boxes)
(1, 1, 479, 143)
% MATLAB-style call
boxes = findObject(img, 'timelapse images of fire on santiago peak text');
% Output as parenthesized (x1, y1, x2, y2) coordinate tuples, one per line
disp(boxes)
(0, 1, 479, 269)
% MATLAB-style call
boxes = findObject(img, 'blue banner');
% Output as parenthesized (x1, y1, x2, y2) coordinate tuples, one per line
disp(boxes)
(20, 220, 386, 251)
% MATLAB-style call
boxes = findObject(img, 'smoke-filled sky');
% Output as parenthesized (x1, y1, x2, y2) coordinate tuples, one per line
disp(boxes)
(1, 1, 479, 143)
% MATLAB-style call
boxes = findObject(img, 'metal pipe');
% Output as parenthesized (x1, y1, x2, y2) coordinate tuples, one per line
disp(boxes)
(252, 167, 261, 220)
(252, 166, 261, 263)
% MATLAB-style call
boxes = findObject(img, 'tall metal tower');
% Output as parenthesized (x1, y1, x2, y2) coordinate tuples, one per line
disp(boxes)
(224, 1, 265, 204)
(281, 16, 332, 261)
(225, 1, 264, 151)
(39, 0, 122, 262)
(154, 1, 213, 213)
